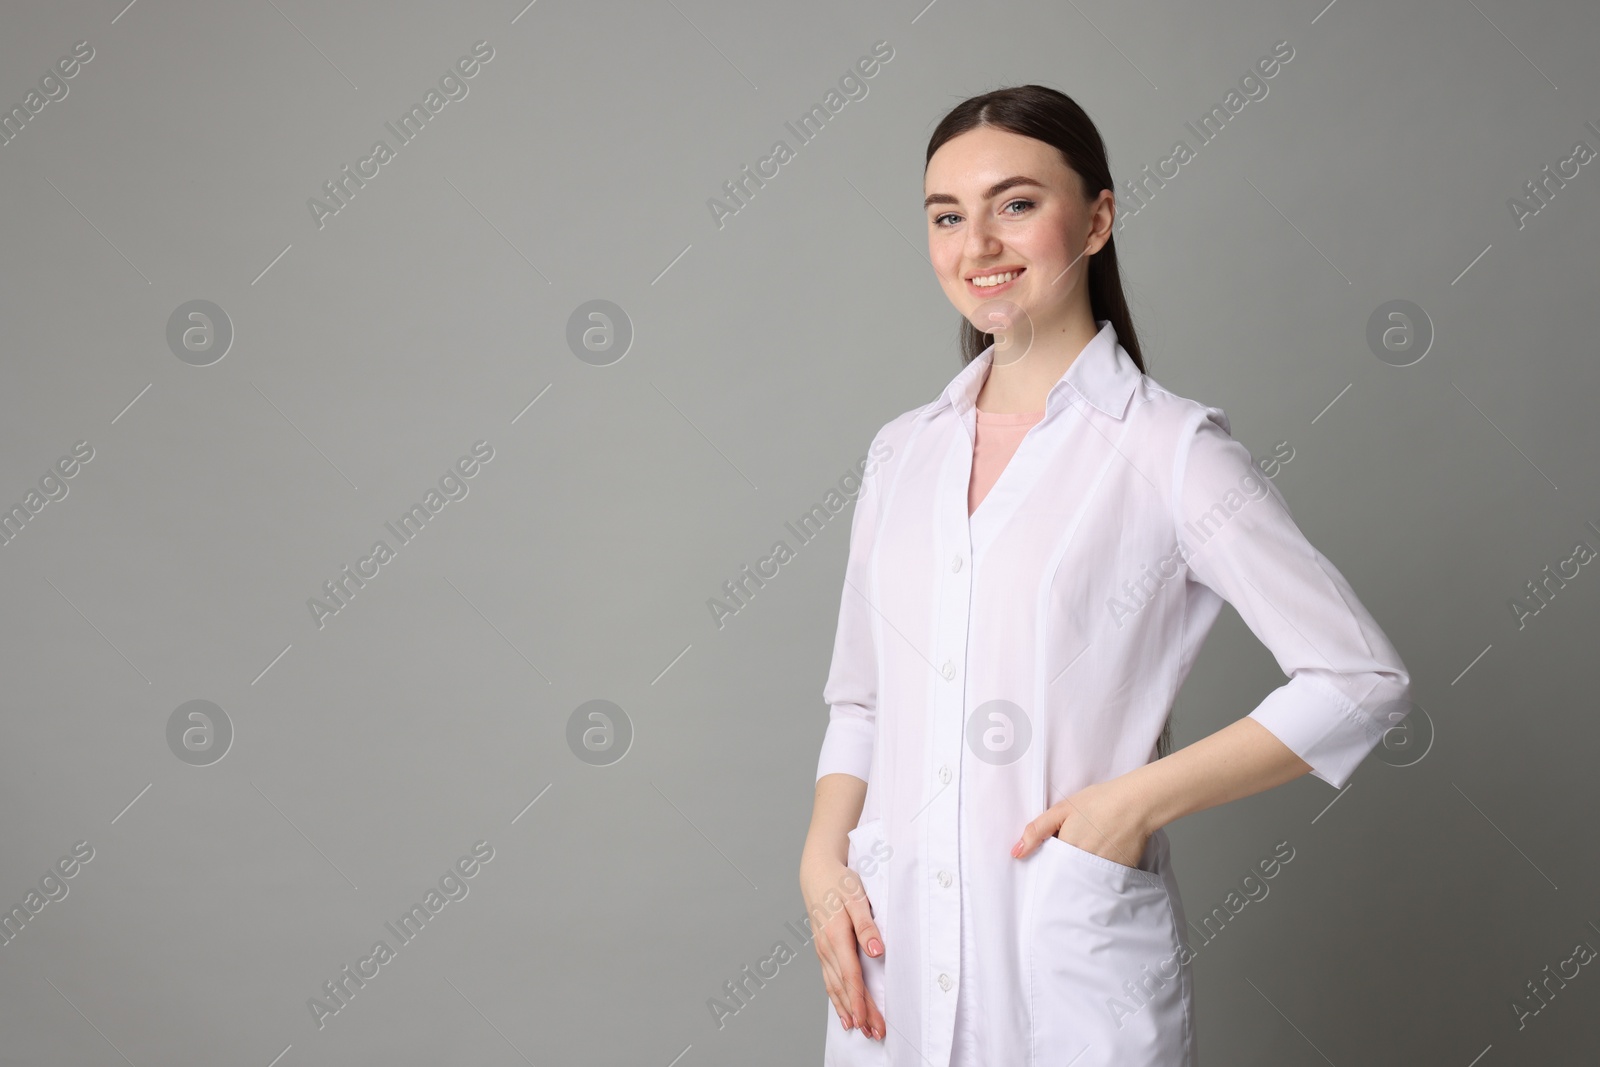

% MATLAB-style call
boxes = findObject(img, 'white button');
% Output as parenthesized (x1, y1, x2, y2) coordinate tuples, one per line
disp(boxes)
(938, 870, 952, 887)
(938, 973, 953, 992)
(941, 661, 955, 680)
(951, 555, 963, 572)
(938, 764, 952, 784)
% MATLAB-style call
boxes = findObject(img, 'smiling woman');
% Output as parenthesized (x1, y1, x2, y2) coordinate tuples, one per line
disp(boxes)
(799, 84, 1411, 1067)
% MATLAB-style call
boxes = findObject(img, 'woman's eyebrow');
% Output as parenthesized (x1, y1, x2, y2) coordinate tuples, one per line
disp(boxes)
(924, 176, 1044, 210)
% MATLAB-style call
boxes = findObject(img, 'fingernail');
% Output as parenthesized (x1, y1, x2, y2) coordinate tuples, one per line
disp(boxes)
(1011, 839, 1024, 858)
(867, 937, 882, 956)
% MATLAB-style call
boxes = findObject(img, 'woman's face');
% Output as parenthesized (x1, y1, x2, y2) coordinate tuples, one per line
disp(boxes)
(924, 126, 1113, 338)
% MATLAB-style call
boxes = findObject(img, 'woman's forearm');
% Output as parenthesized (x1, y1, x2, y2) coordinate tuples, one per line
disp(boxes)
(803, 772, 868, 869)
(1124, 716, 1314, 835)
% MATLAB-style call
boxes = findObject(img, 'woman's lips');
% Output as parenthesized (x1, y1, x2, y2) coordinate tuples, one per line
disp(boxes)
(966, 267, 1025, 297)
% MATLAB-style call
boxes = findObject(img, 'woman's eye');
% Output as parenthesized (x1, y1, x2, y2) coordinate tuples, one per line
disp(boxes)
(933, 200, 1032, 227)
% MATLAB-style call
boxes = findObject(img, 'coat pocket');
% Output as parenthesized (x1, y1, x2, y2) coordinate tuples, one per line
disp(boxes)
(1028, 835, 1191, 1067)
(822, 816, 890, 1066)
(1045, 833, 1158, 877)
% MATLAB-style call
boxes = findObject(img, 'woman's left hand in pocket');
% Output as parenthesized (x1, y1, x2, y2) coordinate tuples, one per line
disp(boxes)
(1009, 779, 1152, 864)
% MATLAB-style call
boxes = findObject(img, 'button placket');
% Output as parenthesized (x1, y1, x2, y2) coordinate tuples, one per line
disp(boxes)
(924, 486, 972, 1062)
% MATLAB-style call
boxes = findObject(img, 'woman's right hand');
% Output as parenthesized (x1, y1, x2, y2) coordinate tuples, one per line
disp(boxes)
(800, 855, 886, 1041)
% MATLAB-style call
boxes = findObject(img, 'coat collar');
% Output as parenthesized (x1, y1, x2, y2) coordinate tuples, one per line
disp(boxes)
(922, 318, 1140, 423)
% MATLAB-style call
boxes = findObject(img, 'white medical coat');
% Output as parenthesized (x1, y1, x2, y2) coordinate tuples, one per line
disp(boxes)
(816, 320, 1411, 1066)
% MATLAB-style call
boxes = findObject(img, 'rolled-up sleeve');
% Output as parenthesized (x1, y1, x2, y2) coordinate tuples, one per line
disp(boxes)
(816, 428, 891, 784)
(1171, 405, 1411, 789)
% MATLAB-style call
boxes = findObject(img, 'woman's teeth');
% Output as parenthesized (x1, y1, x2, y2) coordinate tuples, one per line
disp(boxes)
(972, 270, 1022, 287)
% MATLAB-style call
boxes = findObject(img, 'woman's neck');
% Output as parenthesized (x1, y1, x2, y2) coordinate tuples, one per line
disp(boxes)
(975, 317, 1101, 414)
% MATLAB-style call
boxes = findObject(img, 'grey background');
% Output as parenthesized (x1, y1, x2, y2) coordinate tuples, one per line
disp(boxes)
(1, 0, 1597, 1064)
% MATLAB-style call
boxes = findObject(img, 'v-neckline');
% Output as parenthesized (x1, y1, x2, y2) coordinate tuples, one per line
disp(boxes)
(969, 408, 1046, 524)
(964, 399, 1091, 564)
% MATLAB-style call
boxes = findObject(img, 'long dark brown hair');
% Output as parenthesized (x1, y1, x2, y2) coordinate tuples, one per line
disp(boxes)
(925, 85, 1147, 375)
(926, 85, 1173, 761)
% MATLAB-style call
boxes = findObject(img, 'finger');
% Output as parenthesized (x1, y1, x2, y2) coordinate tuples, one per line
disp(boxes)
(815, 945, 844, 1021)
(823, 973, 851, 1030)
(829, 923, 869, 1030)
(845, 894, 884, 960)
(842, 893, 887, 1040)
(1011, 810, 1064, 859)
(816, 931, 859, 1030)
(819, 922, 862, 1030)
(862, 988, 887, 1042)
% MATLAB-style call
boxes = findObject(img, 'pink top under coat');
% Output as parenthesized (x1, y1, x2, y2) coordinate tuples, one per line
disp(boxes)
(967, 407, 1046, 516)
